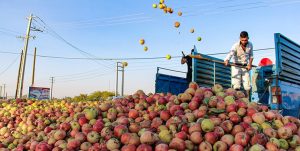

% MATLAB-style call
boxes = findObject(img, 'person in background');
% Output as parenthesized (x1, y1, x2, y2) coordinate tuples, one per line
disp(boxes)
(181, 49, 194, 84)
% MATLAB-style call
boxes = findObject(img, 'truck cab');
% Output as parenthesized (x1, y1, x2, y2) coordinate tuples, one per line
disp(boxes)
(252, 33, 300, 117)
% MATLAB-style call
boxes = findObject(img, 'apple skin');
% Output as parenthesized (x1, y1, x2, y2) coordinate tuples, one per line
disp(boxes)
(234, 132, 250, 147)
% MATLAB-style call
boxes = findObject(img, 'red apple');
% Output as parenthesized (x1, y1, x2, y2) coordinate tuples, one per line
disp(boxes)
(181, 124, 188, 133)
(59, 123, 71, 131)
(237, 108, 247, 116)
(237, 101, 247, 109)
(243, 116, 253, 124)
(252, 112, 266, 124)
(221, 134, 234, 146)
(266, 142, 279, 151)
(245, 127, 257, 137)
(44, 126, 53, 134)
(78, 117, 88, 126)
(169, 138, 186, 151)
(250, 133, 268, 146)
(121, 144, 137, 151)
(229, 144, 244, 151)
(230, 114, 241, 124)
(217, 100, 226, 110)
(239, 122, 250, 129)
(35, 142, 51, 151)
(75, 132, 87, 143)
(92, 120, 104, 133)
(155, 143, 169, 151)
(220, 120, 233, 133)
(231, 125, 245, 136)
(278, 126, 293, 139)
(213, 141, 227, 151)
(234, 132, 250, 147)
(188, 123, 202, 134)
(128, 109, 139, 119)
(136, 144, 152, 151)
(188, 101, 200, 111)
(173, 131, 186, 140)
(82, 123, 93, 135)
(264, 111, 276, 121)
(114, 125, 128, 138)
(284, 123, 298, 134)
(199, 141, 212, 151)
(190, 131, 203, 144)
(189, 82, 199, 90)
(263, 128, 278, 138)
(67, 139, 81, 150)
(247, 108, 257, 117)
(204, 132, 218, 145)
(80, 142, 92, 151)
(210, 117, 222, 126)
(214, 126, 225, 138)
(54, 130, 66, 140)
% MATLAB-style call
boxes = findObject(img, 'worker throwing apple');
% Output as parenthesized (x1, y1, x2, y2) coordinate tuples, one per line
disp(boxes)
(224, 31, 253, 99)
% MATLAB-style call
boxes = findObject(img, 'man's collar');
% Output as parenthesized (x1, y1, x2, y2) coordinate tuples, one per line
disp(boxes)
(239, 41, 248, 47)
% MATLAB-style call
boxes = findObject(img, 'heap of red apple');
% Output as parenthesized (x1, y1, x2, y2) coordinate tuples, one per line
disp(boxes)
(0, 82, 300, 151)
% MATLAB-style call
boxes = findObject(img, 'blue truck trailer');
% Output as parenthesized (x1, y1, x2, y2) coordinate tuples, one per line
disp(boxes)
(155, 33, 300, 118)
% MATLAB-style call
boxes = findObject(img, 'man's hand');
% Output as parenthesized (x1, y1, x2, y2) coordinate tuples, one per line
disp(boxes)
(246, 64, 252, 71)
(224, 60, 229, 66)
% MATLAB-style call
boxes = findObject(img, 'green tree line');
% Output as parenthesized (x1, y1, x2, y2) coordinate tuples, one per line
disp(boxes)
(71, 91, 115, 101)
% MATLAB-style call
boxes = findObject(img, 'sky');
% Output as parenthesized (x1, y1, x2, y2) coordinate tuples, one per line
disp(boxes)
(0, 0, 300, 98)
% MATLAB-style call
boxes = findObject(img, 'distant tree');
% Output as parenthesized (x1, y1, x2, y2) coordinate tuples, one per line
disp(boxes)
(87, 91, 114, 101)
(63, 97, 72, 101)
(100, 91, 115, 100)
(73, 94, 88, 101)
(87, 91, 102, 101)
(72, 91, 114, 101)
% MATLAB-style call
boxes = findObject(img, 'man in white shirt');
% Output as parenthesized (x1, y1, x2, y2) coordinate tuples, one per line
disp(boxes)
(224, 31, 253, 99)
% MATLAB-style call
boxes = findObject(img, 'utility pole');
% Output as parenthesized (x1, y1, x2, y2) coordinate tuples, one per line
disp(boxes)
(50, 77, 54, 100)
(17, 14, 33, 98)
(121, 65, 125, 96)
(115, 62, 127, 97)
(15, 50, 23, 99)
(3, 84, 6, 99)
(31, 47, 37, 86)
(115, 63, 119, 96)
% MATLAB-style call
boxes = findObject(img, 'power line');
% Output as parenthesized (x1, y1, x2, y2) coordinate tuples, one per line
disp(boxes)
(55, 70, 114, 80)
(33, 62, 182, 83)
(55, 72, 113, 83)
(33, 16, 115, 70)
(0, 30, 19, 37)
(183, 0, 300, 17)
(51, 13, 147, 26)
(0, 27, 22, 35)
(54, 18, 153, 29)
(0, 47, 274, 60)
(48, 12, 154, 29)
(0, 56, 19, 77)
(207, 48, 275, 56)
(54, 67, 106, 78)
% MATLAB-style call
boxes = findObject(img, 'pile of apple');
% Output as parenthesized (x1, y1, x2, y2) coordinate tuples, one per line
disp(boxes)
(1, 82, 300, 151)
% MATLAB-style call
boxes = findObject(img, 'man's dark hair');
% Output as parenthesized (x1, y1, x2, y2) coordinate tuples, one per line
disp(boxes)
(240, 31, 249, 38)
